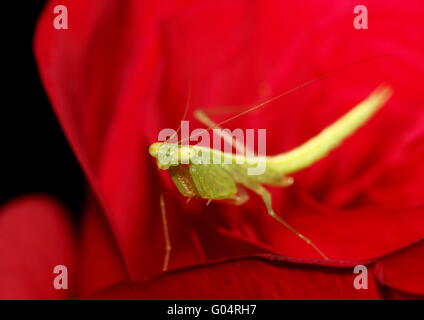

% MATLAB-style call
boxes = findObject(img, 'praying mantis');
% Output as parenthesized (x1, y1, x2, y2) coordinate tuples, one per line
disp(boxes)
(149, 76, 393, 271)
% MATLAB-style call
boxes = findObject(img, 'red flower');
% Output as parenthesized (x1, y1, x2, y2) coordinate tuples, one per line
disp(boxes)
(2, 0, 424, 299)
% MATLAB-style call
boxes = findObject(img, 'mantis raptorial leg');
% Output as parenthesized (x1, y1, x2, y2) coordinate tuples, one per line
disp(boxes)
(194, 109, 257, 207)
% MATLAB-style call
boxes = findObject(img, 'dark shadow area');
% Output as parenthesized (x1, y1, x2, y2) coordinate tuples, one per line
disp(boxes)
(0, 1, 85, 217)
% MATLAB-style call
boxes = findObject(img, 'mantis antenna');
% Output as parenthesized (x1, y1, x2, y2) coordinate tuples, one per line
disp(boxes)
(177, 54, 392, 144)
(164, 82, 192, 143)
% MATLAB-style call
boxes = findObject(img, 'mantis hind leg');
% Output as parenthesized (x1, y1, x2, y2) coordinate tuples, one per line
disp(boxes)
(247, 184, 329, 260)
(160, 193, 172, 271)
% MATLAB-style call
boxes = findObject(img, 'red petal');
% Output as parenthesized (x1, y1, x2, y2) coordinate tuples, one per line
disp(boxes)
(205, 202, 424, 262)
(90, 255, 382, 300)
(375, 239, 424, 298)
(77, 196, 129, 297)
(0, 195, 75, 299)
(35, 0, 424, 281)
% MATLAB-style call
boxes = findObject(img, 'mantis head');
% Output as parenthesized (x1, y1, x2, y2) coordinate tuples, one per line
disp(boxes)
(149, 142, 195, 169)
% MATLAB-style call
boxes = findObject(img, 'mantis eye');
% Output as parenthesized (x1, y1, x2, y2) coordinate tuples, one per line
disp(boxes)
(149, 142, 162, 157)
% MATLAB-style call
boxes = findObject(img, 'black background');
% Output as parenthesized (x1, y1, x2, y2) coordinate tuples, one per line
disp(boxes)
(1, 1, 85, 215)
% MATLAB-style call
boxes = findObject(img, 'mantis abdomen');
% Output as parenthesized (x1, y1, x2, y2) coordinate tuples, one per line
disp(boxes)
(267, 85, 393, 176)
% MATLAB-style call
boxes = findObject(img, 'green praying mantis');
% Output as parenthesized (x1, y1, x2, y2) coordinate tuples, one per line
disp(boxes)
(149, 79, 393, 271)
